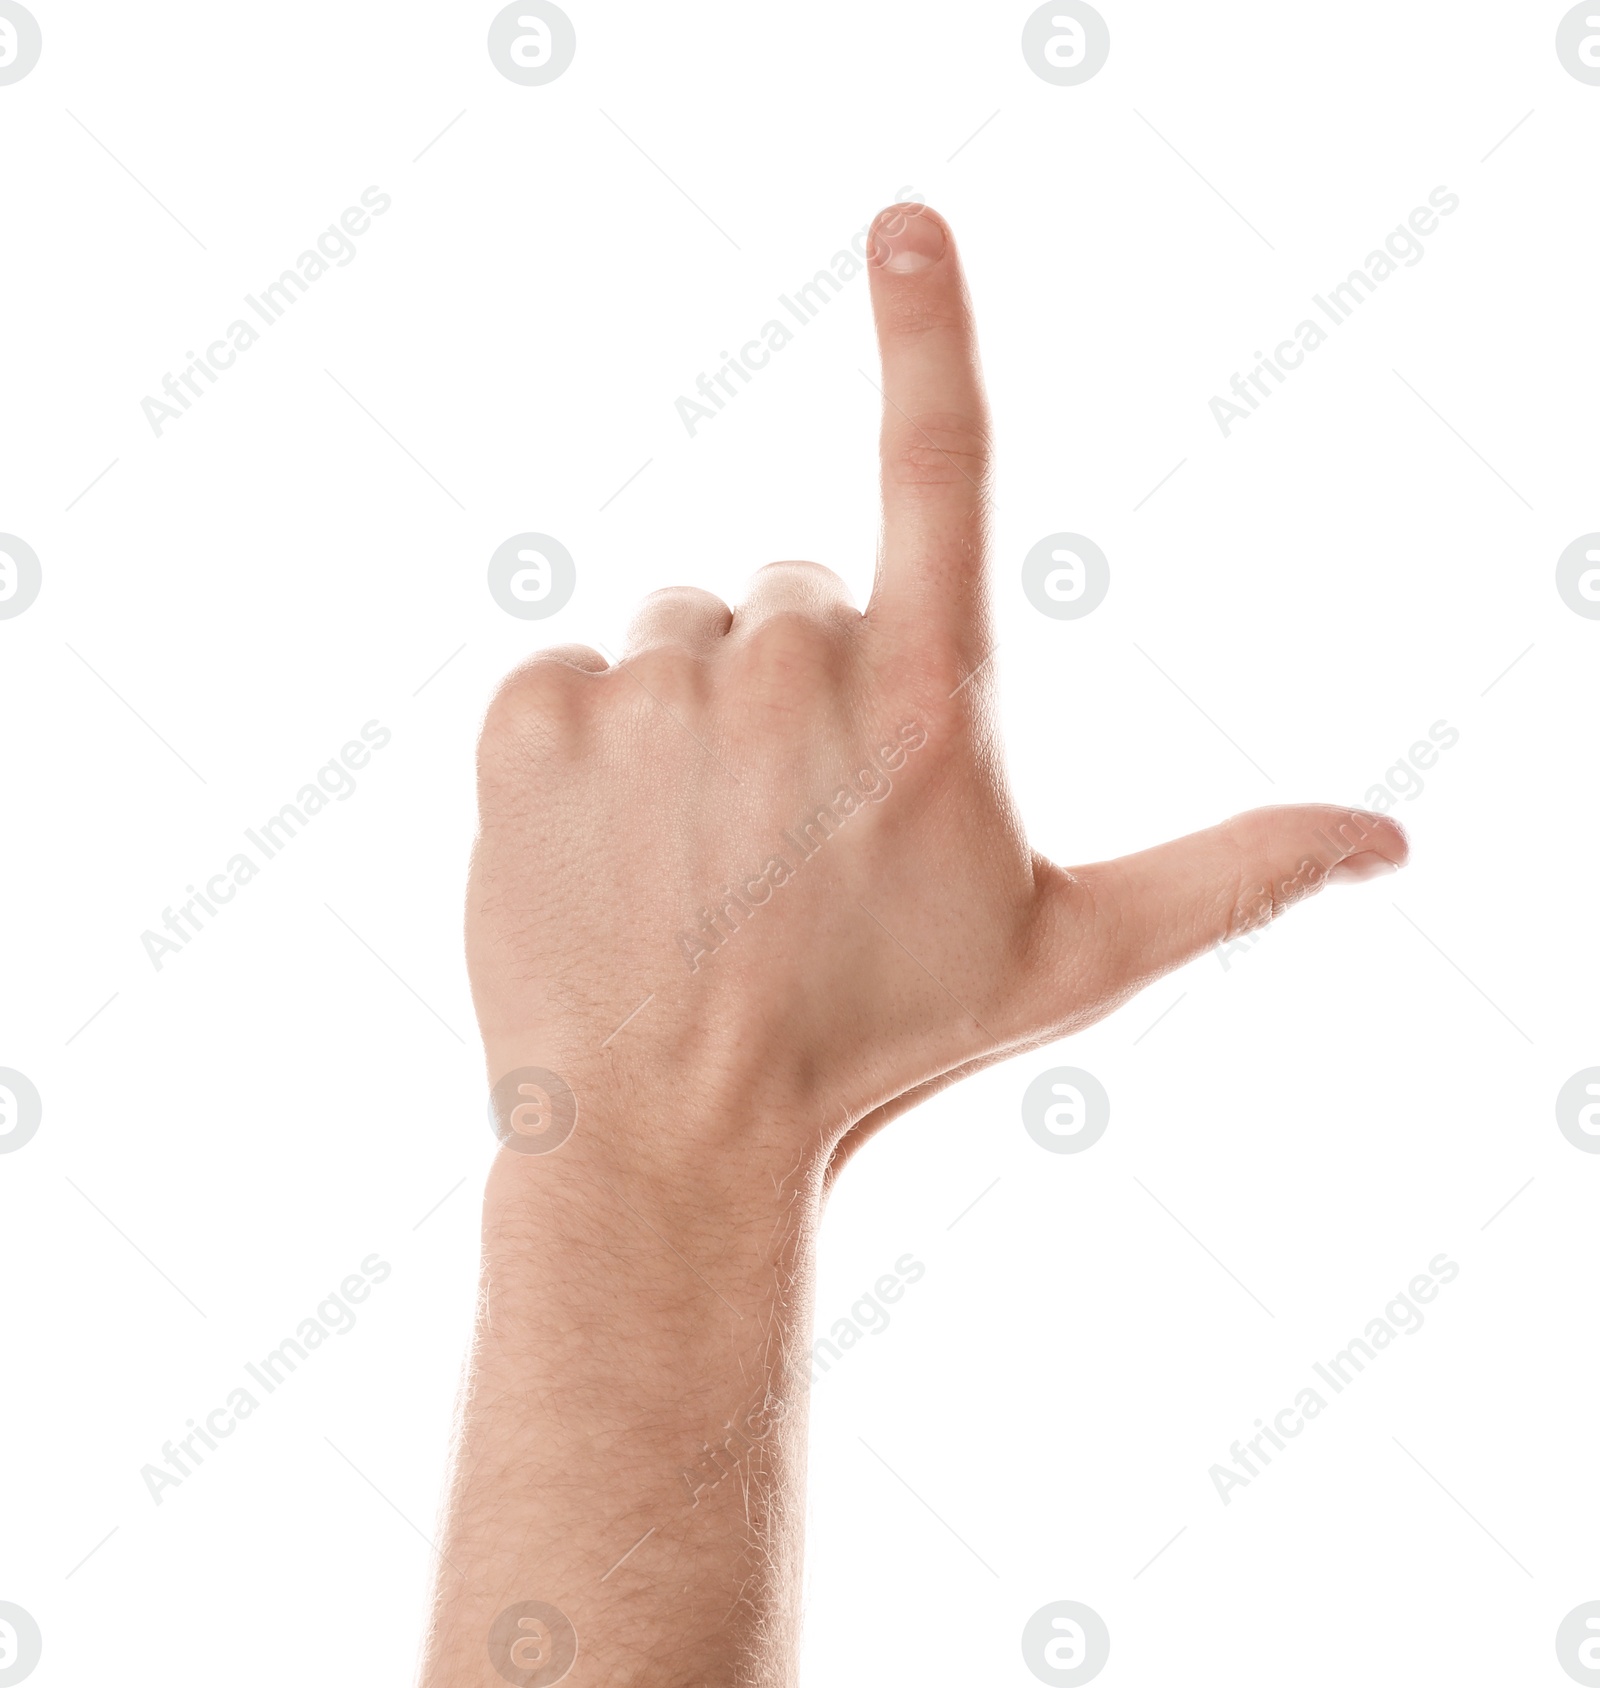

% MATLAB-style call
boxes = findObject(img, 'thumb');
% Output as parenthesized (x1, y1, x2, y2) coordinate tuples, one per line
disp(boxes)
(1045, 805, 1410, 1002)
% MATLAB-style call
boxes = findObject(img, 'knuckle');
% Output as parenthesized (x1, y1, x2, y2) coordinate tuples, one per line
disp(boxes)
(741, 607, 837, 655)
(745, 558, 854, 611)
(751, 558, 841, 588)
(1217, 813, 1328, 941)
(478, 662, 586, 770)
(626, 587, 732, 651)
(639, 584, 719, 613)
(883, 411, 991, 491)
(1216, 819, 1274, 941)
(611, 645, 711, 711)
(486, 660, 580, 719)
(734, 610, 847, 697)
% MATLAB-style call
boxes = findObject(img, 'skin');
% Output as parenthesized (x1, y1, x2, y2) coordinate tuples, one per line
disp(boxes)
(418, 203, 1408, 1687)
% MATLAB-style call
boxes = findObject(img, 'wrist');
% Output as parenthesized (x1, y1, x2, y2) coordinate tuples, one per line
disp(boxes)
(478, 1032, 834, 1192)
(476, 1113, 822, 1460)
(480, 1090, 825, 1303)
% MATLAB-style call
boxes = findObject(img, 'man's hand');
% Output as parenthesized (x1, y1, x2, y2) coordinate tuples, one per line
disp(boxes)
(423, 203, 1407, 1688)
(466, 201, 1406, 1182)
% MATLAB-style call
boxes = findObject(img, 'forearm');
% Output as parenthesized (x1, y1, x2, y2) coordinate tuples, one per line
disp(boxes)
(419, 1119, 823, 1688)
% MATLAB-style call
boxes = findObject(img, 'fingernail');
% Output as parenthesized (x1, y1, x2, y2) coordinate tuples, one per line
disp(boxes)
(870, 204, 945, 273)
(1327, 851, 1401, 886)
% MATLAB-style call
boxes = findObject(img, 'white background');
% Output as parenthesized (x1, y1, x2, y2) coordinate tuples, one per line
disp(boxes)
(2, 2, 1597, 1683)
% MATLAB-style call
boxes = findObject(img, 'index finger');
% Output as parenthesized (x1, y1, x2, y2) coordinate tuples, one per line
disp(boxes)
(864, 203, 994, 668)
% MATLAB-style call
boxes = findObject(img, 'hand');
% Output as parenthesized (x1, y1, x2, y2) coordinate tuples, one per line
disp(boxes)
(433, 201, 1411, 1688)
(466, 201, 1406, 1187)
